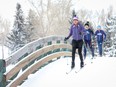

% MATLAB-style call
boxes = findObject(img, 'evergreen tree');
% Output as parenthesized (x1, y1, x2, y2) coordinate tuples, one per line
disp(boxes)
(25, 9, 37, 42)
(104, 15, 116, 56)
(105, 16, 116, 45)
(25, 10, 34, 43)
(69, 10, 76, 25)
(7, 3, 27, 52)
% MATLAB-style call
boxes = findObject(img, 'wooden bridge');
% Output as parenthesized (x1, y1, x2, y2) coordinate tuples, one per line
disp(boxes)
(3, 36, 73, 87)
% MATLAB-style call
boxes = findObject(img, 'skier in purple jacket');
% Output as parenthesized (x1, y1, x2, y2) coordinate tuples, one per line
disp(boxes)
(95, 25, 106, 57)
(64, 17, 86, 69)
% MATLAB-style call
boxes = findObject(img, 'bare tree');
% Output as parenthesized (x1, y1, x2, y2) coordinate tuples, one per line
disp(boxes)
(26, 9, 45, 40)
(52, 0, 72, 36)
(78, 9, 87, 22)
(28, 0, 48, 37)
(107, 5, 113, 19)
(0, 16, 10, 45)
(28, 0, 72, 37)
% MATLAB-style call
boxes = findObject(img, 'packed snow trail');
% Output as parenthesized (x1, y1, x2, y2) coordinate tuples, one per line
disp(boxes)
(18, 57, 116, 87)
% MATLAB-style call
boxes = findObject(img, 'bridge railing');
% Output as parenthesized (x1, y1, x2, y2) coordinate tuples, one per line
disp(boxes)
(4, 35, 73, 87)
(5, 35, 71, 66)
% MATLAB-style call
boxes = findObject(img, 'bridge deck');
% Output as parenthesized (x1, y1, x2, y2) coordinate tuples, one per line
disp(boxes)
(18, 57, 116, 87)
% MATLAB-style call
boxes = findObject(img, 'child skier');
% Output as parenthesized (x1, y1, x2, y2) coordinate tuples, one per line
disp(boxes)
(83, 22, 94, 59)
(64, 17, 86, 69)
(95, 25, 106, 57)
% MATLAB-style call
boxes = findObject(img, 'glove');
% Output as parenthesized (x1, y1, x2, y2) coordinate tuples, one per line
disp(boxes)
(103, 38, 106, 42)
(104, 40, 106, 42)
(64, 37, 68, 41)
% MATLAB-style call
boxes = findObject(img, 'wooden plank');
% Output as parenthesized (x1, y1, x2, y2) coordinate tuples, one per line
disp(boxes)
(5, 36, 65, 66)
(7, 52, 71, 87)
(5, 44, 71, 81)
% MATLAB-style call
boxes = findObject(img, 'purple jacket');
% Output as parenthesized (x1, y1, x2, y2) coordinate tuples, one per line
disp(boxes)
(67, 23, 86, 41)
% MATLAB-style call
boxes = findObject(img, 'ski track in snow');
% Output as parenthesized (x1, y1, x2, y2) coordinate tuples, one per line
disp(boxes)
(17, 57, 116, 87)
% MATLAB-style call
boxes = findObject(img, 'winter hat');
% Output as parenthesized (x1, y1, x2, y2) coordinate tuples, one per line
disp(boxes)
(97, 25, 101, 29)
(73, 17, 78, 21)
(84, 23, 89, 26)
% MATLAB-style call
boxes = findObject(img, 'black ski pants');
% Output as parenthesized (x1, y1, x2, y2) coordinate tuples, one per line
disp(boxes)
(72, 39, 83, 63)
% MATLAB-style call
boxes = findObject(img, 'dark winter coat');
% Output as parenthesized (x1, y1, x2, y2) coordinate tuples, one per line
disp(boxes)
(84, 29, 94, 41)
(95, 30, 106, 42)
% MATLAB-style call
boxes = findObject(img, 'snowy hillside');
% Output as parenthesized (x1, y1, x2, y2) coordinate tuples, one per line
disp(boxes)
(18, 57, 116, 87)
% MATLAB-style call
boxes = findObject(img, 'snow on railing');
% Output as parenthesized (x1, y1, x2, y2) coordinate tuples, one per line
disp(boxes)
(5, 35, 71, 66)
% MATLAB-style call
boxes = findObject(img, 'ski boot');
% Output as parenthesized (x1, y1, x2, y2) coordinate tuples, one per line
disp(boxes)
(71, 62, 75, 69)
(80, 62, 84, 68)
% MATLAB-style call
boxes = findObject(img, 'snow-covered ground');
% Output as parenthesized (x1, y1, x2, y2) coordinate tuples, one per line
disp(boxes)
(18, 56, 116, 87)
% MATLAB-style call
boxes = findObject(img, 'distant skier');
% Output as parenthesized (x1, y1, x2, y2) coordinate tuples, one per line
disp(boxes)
(64, 16, 86, 69)
(95, 25, 106, 57)
(83, 22, 94, 59)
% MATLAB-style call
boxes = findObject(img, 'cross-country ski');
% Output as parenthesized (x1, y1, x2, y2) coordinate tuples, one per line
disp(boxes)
(75, 64, 86, 73)
(66, 68, 75, 74)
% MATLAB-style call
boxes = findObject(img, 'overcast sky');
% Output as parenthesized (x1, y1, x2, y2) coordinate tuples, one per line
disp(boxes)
(0, 0, 116, 24)
(73, 0, 116, 11)
(0, 0, 30, 22)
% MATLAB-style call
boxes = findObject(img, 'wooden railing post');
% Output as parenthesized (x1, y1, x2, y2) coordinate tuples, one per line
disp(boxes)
(0, 59, 6, 87)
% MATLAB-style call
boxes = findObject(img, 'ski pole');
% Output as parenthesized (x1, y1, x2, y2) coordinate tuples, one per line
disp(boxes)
(64, 39, 69, 65)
